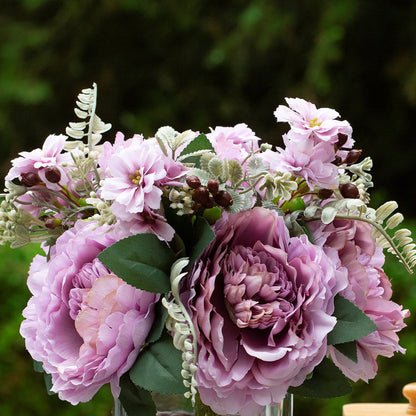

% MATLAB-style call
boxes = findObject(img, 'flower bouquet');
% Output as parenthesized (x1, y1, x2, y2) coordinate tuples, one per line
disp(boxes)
(1, 84, 414, 416)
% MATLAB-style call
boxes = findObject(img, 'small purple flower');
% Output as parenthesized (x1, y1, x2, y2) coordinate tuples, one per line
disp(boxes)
(274, 98, 352, 144)
(183, 207, 347, 415)
(262, 132, 339, 189)
(310, 219, 409, 382)
(20, 220, 158, 404)
(6, 134, 72, 191)
(207, 123, 260, 163)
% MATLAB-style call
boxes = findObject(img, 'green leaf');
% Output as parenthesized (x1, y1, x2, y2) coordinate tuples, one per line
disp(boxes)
(33, 361, 55, 395)
(130, 332, 187, 395)
(119, 373, 157, 416)
(289, 358, 352, 398)
(98, 234, 175, 293)
(335, 341, 358, 363)
(327, 296, 377, 345)
(179, 133, 214, 159)
(188, 216, 215, 267)
(145, 300, 168, 344)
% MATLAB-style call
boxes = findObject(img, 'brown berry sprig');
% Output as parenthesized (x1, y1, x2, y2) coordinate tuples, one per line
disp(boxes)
(186, 176, 233, 209)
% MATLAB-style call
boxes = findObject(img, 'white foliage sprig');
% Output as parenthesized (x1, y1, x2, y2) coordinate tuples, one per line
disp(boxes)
(161, 258, 198, 405)
(65, 83, 111, 152)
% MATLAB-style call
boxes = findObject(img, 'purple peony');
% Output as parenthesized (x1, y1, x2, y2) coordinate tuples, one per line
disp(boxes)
(183, 207, 347, 415)
(309, 219, 410, 382)
(20, 220, 158, 404)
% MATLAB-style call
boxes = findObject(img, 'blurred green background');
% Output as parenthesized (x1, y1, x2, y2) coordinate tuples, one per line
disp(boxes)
(1, 1, 416, 415)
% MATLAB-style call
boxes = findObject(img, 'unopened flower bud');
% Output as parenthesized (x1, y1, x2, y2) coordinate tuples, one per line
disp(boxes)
(20, 172, 41, 187)
(340, 183, 360, 199)
(207, 179, 219, 195)
(213, 190, 233, 208)
(318, 188, 334, 199)
(335, 133, 348, 149)
(44, 217, 61, 229)
(186, 175, 201, 189)
(44, 166, 61, 183)
(345, 149, 362, 165)
(333, 156, 343, 166)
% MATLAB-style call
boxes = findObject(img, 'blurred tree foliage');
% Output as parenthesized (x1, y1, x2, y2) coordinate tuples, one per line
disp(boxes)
(1, 0, 416, 211)
(1, 1, 416, 415)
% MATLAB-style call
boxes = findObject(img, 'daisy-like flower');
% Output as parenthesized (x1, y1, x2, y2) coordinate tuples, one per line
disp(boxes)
(274, 98, 352, 144)
(101, 137, 167, 217)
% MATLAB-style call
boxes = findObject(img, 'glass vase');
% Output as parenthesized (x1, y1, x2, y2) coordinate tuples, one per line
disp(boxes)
(113, 393, 293, 416)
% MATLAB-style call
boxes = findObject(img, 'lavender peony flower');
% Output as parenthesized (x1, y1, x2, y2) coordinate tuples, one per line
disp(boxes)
(309, 219, 410, 382)
(20, 220, 158, 404)
(183, 207, 347, 415)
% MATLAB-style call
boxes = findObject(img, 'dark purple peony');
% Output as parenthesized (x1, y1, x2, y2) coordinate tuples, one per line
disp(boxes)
(184, 207, 347, 415)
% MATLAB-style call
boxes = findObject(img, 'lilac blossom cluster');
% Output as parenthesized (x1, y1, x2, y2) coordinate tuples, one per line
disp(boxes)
(1, 86, 414, 416)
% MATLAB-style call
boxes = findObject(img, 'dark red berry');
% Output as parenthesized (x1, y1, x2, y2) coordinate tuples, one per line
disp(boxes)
(213, 190, 233, 208)
(344, 149, 362, 165)
(193, 187, 214, 208)
(44, 166, 61, 183)
(186, 175, 201, 189)
(207, 179, 219, 195)
(340, 183, 360, 199)
(318, 188, 334, 199)
(20, 171, 41, 187)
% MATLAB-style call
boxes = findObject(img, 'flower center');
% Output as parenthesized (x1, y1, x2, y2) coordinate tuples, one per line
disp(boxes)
(129, 170, 142, 186)
(309, 117, 322, 128)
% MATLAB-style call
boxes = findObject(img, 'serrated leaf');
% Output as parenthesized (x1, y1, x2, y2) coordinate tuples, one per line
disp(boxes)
(98, 234, 175, 293)
(129, 332, 187, 394)
(119, 373, 157, 416)
(327, 296, 377, 345)
(227, 159, 244, 184)
(246, 156, 266, 177)
(179, 133, 214, 158)
(334, 341, 358, 363)
(289, 357, 352, 398)
(208, 157, 224, 178)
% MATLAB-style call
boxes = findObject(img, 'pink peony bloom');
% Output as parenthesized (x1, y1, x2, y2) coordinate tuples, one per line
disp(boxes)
(20, 220, 158, 404)
(207, 123, 260, 163)
(183, 207, 347, 415)
(262, 132, 339, 189)
(309, 219, 409, 382)
(274, 98, 352, 144)
(6, 134, 72, 191)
